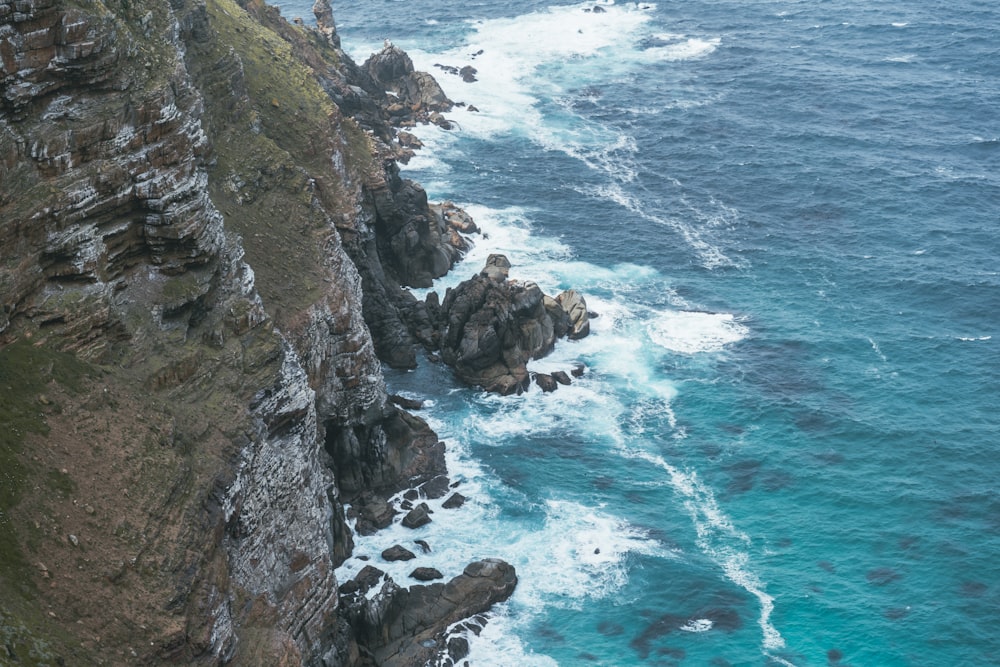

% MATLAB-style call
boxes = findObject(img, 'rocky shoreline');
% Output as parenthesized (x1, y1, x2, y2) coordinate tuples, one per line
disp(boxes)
(0, 0, 590, 663)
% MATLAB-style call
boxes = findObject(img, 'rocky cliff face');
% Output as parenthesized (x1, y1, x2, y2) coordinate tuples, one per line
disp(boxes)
(0, 0, 509, 664)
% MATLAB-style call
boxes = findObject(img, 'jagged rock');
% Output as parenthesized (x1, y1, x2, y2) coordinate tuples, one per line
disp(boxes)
(480, 253, 511, 282)
(364, 43, 453, 114)
(355, 565, 388, 592)
(402, 502, 433, 529)
(410, 567, 444, 581)
(534, 373, 558, 392)
(442, 493, 466, 509)
(432, 255, 589, 394)
(371, 559, 518, 664)
(382, 545, 417, 562)
(312, 0, 341, 47)
(571, 362, 587, 377)
(448, 636, 471, 661)
(552, 370, 572, 386)
(419, 474, 451, 499)
(557, 289, 591, 339)
(352, 491, 398, 536)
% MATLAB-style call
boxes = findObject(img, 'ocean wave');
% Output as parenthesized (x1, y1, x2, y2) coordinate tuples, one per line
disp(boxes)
(647, 310, 750, 354)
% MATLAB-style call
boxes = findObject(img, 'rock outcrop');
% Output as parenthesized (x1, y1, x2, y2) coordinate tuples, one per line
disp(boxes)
(340, 558, 517, 666)
(364, 42, 454, 129)
(429, 254, 591, 394)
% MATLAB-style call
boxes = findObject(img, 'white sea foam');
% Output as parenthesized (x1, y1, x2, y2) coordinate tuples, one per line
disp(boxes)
(642, 36, 721, 62)
(379, 1, 737, 270)
(648, 310, 749, 354)
(957, 335, 991, 342)
(626, 449, 790, 660)
(680, 618, 714, 632)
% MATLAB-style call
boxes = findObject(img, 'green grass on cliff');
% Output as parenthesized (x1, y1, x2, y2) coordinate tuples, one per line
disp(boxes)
(0, 339, 92, 665)
(191, 0, 375, 326)
(0, 339, 91, 591)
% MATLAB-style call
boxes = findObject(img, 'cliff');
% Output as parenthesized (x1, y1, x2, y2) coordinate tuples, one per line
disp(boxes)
(0, 0, 509, 664)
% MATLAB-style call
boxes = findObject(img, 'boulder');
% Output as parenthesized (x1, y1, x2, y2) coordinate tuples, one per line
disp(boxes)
(552, 370, 572, 386)
(534, 373, 558, 393)
(442, 492, 466, 509)
(354, 565, 387, 592)
(410, 567, 444, 581)
(402, 502, 433, 529)
(352, 492, 397, 536)
(479, 253, 511, 282)
(418, 474, 451, 500)
(448, 636, 471, 661)
(557, 289, 591, 339)
(459, 66, 478, 83)
(382, 545, 417, 562)
(389, 393, 423, 410)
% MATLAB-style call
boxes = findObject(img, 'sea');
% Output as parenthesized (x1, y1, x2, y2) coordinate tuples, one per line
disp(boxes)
(273, 1, 1000, 664)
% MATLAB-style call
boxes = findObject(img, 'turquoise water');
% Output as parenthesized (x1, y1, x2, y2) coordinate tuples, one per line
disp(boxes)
(277, 1, 1000, 664)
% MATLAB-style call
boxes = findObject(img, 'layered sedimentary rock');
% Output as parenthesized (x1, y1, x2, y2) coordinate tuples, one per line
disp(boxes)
(0, 0, 510, 665)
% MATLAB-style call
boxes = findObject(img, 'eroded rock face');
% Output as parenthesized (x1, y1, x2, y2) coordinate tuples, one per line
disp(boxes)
(1, 0, 516, 665)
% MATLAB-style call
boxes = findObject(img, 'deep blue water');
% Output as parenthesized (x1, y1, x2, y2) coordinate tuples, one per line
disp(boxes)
(276, 1, 1000, 664)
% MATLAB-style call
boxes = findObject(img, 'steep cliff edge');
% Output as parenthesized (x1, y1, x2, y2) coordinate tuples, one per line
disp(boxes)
(0, 0, 507, 665)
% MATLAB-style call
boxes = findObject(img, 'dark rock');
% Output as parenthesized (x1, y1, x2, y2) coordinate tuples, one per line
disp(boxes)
(534, 373, 558, 392)
(352, 491, 398, 536)
(355, 565, 387, 592)
(402, 503, 433, 529)
(390, 393, 424, 410)
(552, 370, 572, 385)
(403, 489, 420, 501)
(382, 545, 417, 562)
(480, 253, 511, 282)
(593, 5, 607, 12)
(419, 474, 451, 499)
(411, 567, 444, 581)
(557, 289, 590, 339)
(448, 636, 470, 661)
(415, 539, 432, 553)
(371, 559, 518, 665)
(571, 362, 586, 377)
(442, 493, 466, 509)
(432, 256, 589, 393)
(459, 66, 478, 83)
